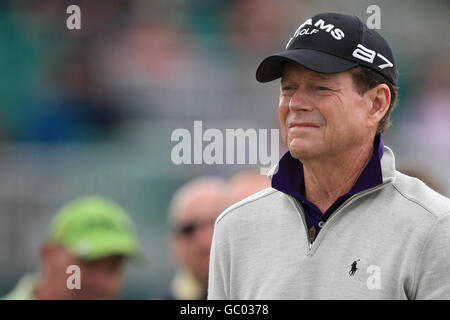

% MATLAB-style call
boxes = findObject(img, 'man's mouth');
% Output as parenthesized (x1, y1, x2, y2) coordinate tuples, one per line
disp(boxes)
(288, 122, 320, 129)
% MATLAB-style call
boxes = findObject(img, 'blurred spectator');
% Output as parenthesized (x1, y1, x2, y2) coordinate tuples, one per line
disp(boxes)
(167, 177, 225, 300)
(397, 54, 450, 153)
(165, 171, 270, 300)
(95, 21, 238, 121)
(28, 47, 124, 143)
(94, 22, 194, 118)
(2, 196, 144, 300)
(223, 169, 271, 207)
(224, 0, 283, 55)
(0, 0, 129, 142)
(181, 0, 232, 45)
(0, 0, 61, 141)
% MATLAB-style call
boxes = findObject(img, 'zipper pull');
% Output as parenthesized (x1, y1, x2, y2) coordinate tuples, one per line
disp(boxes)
(308, 226, 317, 249)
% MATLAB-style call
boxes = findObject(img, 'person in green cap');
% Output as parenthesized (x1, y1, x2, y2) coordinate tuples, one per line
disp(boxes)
(2, 196, 144, 300)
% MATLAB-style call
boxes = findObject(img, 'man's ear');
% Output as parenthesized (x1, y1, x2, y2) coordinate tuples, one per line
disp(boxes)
(366, 83, 391, 129)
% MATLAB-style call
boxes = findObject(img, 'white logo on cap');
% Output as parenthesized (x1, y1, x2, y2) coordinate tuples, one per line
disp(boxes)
(286, 18, 345, 49)
(352, 44, 393, 69)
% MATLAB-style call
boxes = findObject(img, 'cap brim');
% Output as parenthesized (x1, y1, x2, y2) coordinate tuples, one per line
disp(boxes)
(256, 49, 358, 83)
(68, 231, 147, 265)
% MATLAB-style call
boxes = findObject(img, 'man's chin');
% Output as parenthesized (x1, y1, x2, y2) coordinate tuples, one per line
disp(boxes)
(288, 141, 319, 160)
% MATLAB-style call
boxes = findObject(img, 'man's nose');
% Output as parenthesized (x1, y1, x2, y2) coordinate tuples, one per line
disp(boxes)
(289, 87, 313, 112)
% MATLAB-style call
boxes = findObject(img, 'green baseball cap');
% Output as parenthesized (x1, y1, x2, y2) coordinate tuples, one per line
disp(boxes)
(47, 196, 145, 263)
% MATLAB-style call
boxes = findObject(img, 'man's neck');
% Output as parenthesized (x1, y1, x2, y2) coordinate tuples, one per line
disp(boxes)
(301, 138, 375, 213)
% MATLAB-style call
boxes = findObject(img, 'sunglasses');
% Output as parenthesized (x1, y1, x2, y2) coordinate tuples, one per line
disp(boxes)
(174, 219, 215, 237)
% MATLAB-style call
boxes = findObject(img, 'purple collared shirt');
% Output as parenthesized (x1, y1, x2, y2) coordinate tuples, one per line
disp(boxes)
(272, 135, 384, 243)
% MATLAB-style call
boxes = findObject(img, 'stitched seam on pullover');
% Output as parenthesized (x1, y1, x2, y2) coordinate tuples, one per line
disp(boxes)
(392, 183, 437, 217)
(216, 188, 278, 224)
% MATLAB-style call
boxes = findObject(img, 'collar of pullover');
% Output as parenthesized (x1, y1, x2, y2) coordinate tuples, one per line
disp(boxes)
(270, 135, 396, 200)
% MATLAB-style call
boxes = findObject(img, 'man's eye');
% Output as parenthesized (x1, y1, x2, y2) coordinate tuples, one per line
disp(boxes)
(316, 86, 330, 91)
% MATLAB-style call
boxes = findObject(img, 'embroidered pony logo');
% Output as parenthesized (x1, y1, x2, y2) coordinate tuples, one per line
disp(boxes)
(349, 259, 360, 276)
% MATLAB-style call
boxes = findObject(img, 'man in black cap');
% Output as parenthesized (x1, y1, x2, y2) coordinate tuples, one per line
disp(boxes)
(208, 12, 450, 299)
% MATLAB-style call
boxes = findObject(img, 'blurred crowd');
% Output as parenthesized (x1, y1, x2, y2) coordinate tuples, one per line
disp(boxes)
(3, 171, 270, 300)
(1, 0, 449, 143)
(0, 0, 449, 299)
(0, 0, 287, 142)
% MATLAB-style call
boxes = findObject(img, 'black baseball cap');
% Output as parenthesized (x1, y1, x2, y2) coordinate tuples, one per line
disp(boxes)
(256, 12, 398, 85)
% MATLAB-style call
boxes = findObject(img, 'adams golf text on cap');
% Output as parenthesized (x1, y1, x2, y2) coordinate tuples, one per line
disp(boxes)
(256, 12, 398, 85)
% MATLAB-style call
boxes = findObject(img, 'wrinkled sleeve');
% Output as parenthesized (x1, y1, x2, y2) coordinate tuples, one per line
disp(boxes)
(207, 218, 231, 300)
(413, 213, 450, 299)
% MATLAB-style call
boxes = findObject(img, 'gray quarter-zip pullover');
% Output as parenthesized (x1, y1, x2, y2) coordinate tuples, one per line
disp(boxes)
(208, 146, 450, 299)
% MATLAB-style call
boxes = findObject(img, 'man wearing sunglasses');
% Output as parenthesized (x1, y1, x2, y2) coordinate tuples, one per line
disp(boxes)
(166, 172, 271, 300)
(166, 177, 226, 300)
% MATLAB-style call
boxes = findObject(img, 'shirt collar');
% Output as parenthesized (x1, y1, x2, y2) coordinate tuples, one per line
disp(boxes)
(272, 135, 384, 200)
